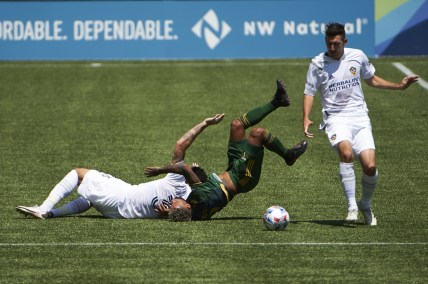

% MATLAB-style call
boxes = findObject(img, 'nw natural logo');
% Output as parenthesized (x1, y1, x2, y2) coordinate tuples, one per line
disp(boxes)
(192, 9, 231, 50)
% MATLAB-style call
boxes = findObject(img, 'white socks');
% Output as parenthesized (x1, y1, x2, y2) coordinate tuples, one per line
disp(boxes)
(39, 170, 79, 212)
(339, 162, 378, 211)
(361, 171, 378, 209)
(339, 162, 357, 211)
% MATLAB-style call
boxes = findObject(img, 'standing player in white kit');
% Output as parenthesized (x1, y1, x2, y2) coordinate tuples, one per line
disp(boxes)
(302, 22, 418, 225)
(15, 115, 226, 221)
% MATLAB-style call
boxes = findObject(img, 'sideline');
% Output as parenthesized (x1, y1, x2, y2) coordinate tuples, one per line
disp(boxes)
(392, 62, 428, 90)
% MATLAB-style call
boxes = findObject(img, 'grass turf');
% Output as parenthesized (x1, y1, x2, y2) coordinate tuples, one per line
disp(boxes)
(0, 58, 427, 283)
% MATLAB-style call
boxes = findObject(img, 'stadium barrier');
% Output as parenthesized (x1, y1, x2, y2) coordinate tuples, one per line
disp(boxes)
(0, 0, 376, 60)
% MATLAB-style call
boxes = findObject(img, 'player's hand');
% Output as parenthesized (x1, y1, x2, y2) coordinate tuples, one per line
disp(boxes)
(144, 167, 162, 177)
(155, 202, 170, 216)
(205, 113, 225, 125)
(400, 76, 419, 90)
(304, 118, 314, 138)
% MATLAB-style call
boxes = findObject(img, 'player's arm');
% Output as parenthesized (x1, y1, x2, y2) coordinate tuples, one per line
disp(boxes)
(171, 113, 225, 163)
(303, 94, 315, 138)
(144, 162, 201, 186)
(365, 75, 419, 90)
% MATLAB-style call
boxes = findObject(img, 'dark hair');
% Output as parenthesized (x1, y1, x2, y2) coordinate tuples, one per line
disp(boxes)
(325, 22, 346, 40)
(169, 207, 192, 222)
(191, 166, 207, 183)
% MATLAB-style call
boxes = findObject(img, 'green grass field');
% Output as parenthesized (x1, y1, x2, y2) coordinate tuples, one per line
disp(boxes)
(1, 58, 427, 283)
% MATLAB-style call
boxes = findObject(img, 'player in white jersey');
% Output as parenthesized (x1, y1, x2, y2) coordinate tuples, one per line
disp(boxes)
(15, 125, 216, 221)
(15, 165, 192, 220)
(302, 23, 418, 225)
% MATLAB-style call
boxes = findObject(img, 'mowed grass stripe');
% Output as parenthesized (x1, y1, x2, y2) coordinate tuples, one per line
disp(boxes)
(1, 242, 427, 246)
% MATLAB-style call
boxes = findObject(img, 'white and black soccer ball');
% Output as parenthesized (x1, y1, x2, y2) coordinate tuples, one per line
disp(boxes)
(263, 205, 290, 231)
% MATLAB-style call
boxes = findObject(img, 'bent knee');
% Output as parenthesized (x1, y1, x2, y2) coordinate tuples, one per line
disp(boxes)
(364, 165, 377, 176)
(249, 127, 266, 139)
(230, 119, 244, 131)
(75, 168, 90, 183)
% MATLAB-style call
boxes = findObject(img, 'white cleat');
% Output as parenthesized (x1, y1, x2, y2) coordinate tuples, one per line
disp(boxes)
(358, 202, 377, 226)
(16, 205, 48, 219)
(346, 209, 359, 222)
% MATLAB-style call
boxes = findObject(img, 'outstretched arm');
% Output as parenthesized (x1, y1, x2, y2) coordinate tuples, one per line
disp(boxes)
(365, 75, 419, 90)
(171, 113, 225, 163)
(303, 94, 315, 138)
(144, 162, 201, 186)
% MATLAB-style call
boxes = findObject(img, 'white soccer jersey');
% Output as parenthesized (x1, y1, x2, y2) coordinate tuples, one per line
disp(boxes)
(78, 169, 191, 219)
(118, 173, 191, 219)
(304, 48, 375, 116)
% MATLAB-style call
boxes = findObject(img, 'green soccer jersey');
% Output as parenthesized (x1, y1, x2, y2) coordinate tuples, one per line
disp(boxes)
(187, 173, 228, 220)
(187, 139, 265, 220)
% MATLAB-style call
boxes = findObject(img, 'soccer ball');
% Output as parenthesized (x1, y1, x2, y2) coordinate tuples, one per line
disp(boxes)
(263, 205, 290, 231)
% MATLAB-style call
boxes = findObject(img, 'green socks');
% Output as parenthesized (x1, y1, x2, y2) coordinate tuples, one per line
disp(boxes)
(238, 102, 276, 129)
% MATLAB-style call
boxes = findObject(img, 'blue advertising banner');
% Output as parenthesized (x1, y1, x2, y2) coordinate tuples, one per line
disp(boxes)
(0, 1, 374, 60)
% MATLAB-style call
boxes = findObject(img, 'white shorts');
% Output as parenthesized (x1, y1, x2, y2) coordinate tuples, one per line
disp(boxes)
(324, 114, 375, 155)
(77, 170, 130, 218)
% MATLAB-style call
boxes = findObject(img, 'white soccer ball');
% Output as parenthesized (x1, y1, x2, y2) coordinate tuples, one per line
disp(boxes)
(263, 205, 290, 231)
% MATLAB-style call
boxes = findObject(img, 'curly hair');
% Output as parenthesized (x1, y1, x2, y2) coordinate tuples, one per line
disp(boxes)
(169, 207, 192, 222)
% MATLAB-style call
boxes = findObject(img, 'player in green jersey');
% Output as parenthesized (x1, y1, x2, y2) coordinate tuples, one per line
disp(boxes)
(145, 79, 308, 221)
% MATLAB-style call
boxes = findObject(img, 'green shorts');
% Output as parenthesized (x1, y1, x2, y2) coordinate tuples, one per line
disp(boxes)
(226, 139, 264, 193)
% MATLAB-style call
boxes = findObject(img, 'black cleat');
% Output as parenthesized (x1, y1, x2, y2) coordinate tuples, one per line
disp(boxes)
(285, 140, 308, 166)
(272, 79, 290, 107)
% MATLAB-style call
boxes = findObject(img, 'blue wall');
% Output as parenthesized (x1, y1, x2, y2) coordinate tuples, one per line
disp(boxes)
(0, 0, 374, 60)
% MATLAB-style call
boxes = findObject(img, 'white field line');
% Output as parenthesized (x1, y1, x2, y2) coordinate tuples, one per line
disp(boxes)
(392, 62, 428, 90)
(1, 242, 427, 247)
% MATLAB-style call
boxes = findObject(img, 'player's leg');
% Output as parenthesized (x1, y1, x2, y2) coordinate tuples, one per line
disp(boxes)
(16, 168, 89, 219)
(38, 168, 88, 211)
(354, 123, 378, 226)
(326, 119, 358, 222)
(336, 140, 358, 222)
(235, 79, 290, 139)
(357, 150, 378, 226)
(48, 197, 92, 218)
(359, 149, 378, 204)
(247, 128, 307, 166)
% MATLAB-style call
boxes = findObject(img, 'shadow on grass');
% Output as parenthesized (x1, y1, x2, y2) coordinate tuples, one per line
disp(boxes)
(291, 219, 366, 227)
(210, 216, 260, 221)
(211, 217, 366, 227)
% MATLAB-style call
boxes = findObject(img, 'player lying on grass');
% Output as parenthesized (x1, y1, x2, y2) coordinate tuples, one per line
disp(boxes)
(15, 123, 212, 221)
(145, 79, 308, 220)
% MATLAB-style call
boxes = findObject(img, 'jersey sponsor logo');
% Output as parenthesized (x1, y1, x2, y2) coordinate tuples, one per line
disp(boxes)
(328, 77, 360, 92)
(241, 152, 247, 161)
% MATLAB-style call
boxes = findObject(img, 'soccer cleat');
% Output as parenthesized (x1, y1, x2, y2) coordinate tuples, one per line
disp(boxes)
(285, 140, 308, 166)
(272, 79, 290, 107)
(346, 209, 358, 222)
(358, 202, 377, 226)
(16, 205, 49, 219)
